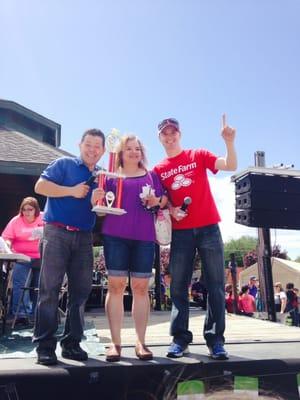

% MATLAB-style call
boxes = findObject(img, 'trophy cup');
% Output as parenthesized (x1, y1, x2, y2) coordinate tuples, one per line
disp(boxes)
(92, 128, 126, 216)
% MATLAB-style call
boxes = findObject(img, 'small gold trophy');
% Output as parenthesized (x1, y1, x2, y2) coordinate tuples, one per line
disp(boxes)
(92, 129, 126, 216)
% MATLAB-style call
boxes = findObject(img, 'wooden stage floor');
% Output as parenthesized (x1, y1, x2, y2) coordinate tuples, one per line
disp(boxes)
(0, 309, 299, 399)
(88, 308, 300, 346)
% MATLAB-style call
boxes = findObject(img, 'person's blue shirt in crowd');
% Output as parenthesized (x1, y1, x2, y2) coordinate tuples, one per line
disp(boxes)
(249, 285, 258, 298)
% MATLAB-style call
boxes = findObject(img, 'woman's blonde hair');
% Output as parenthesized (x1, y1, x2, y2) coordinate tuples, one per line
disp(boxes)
(274, 282, 284, 291)
(115, 134, 147, 170)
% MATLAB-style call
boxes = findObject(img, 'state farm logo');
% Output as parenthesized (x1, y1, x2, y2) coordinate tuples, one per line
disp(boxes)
(171, 174, 192, 190)
(160, 162, 197, 181)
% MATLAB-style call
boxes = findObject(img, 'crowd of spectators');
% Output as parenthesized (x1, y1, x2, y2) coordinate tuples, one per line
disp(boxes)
(225, 275, 300, 326)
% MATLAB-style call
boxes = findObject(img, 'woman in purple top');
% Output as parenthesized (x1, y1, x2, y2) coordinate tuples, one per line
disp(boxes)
(102, 135, 167, 362)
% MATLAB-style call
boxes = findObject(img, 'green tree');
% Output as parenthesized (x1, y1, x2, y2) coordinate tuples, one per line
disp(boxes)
(243, 249, 258, 267)
(272, 244, 289, 260)
(243, 243, 289, 267)
(224, 236, 258, 267)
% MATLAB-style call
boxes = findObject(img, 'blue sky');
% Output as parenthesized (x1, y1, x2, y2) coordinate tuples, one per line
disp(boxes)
(1, 0, 300, 258)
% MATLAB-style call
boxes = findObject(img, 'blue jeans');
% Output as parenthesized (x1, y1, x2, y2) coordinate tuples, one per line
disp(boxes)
(103, 235, 155, 278)
(12, 261, 40, 317)
(33, 224, 93, 350)
(169, 224, 225, 347)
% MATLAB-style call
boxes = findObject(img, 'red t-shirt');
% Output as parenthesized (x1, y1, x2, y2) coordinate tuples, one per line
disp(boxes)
(238, 294, 256, 314)
(154, 149, 220, 230)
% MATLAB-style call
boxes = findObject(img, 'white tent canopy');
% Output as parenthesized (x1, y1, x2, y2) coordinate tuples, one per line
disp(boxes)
(239, 257, 300, 289)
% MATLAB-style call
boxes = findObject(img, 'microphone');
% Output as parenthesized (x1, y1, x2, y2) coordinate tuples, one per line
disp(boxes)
(180, 197, 192, 212)
(85, 171, 97, 186)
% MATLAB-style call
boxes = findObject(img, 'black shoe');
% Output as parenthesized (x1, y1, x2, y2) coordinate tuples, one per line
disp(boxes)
(37, 348, 57, 366)
(61, 343, 88, 361)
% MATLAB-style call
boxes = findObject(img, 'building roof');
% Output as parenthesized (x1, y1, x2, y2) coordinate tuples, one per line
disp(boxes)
(0, 99, 61, 147)
(0, 128, 73, 163)
(0, 128, 74, 175)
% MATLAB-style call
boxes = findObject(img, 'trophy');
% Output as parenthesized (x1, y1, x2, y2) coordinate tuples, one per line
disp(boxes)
(92, 128, 126, 216)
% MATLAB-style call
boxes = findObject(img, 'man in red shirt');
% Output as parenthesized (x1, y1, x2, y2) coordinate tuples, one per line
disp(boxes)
(154, 116, 237, 359)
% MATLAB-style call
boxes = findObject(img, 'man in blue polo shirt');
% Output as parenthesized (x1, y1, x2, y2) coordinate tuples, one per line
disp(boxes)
(33, 128, 105, 365)
(248, 276, 258, 298)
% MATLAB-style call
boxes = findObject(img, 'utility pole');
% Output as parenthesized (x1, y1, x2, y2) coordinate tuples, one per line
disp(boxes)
(229, 253, 239, 314)
(255, 151, 277, 322)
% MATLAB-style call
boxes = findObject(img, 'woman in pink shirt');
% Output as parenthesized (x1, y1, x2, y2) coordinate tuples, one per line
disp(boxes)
(238, 285, 256, 317)
(2, 197, 44, 325)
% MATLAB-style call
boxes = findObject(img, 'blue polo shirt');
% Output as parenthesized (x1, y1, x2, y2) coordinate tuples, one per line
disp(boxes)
(41, 157, 98, 231)
(249, 285, 258, 298)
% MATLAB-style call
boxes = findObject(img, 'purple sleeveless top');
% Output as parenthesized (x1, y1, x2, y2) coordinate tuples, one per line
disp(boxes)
(102, 171, 164, 241)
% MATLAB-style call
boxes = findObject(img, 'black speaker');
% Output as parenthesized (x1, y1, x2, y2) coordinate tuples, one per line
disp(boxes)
(236, 191, 300, 211)
(235, 209, 300, 229)
(235, 174, 300, 195)
(234, 171, 300, 229)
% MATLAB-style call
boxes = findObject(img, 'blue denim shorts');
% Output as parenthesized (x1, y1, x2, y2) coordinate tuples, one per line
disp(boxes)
(103, 235, 155, 278)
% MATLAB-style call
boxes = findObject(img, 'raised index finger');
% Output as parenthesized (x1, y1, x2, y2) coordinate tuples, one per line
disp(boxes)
(222, 113, 227, 128)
